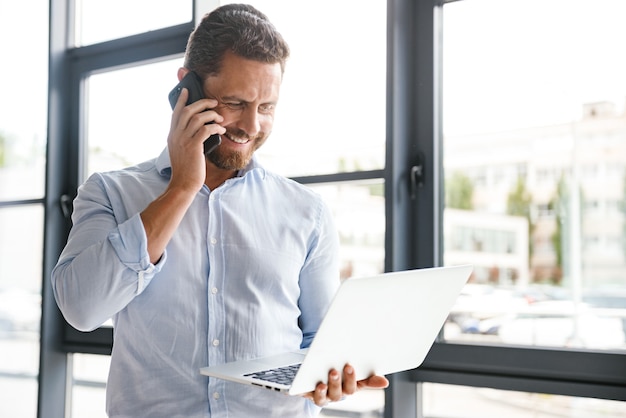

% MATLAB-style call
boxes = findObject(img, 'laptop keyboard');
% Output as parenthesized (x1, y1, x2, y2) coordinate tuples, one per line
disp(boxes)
(244, 363, 301, 385)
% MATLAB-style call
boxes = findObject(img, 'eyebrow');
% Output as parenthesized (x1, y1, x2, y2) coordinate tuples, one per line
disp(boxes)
(220, 95, 278, 106)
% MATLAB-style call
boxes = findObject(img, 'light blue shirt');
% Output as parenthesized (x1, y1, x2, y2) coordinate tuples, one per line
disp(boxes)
(52, 148, 340, 417)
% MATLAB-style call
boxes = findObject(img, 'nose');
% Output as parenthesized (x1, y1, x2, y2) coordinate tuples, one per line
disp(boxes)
(237, 107, 261, 138)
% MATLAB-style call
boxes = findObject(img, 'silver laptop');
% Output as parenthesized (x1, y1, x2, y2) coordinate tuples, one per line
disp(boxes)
(200, 264, 472, 395)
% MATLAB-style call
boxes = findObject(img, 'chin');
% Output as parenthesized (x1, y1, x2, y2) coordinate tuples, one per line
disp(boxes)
(208, 148, 252, 171)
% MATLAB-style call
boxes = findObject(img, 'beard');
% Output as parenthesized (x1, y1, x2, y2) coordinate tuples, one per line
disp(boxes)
(206, 128, 268, 171)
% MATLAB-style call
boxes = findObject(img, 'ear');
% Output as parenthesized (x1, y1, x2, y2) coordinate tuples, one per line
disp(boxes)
(177, 67, 190, 82)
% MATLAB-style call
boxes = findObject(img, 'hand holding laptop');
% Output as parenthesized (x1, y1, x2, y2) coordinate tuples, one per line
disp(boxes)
(303, 363, 389, 406)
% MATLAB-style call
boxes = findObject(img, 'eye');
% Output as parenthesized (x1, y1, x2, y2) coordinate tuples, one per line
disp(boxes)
(259, 103, 275, 114)
(224, 102, 244, 109)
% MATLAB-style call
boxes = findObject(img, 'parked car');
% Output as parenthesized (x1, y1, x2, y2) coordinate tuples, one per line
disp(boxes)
(449, 284, 542, 335)
(497, 300, 626, 349)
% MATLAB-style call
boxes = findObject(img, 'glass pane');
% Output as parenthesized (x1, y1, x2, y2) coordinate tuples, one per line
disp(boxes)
(321, 389, 384, 418)
(0, 2, 47, 201)
(70, 353, 110, 418)
(442, 0, 626, 351)
(85, 58, 183, 179)
(75, 0, 192, 46)
(309, 181, 385, 279)
(310, 181, 385, 417)
(422, 383, 626, 417)
(0, 1, 47, 416)
(221, 0, 387, 177)
(0, 205, 44, 418)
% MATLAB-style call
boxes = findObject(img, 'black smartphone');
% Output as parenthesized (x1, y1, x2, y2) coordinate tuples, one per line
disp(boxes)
(168, 71, 222, 156)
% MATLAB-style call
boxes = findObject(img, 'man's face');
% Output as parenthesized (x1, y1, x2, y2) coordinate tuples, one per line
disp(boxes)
(203, 51, 282, 170)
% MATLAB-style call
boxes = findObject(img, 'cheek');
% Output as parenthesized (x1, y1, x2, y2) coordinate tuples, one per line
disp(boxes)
(217, 108, 236, 126)
(259, 114, 274, 133)
(253, 134, 269, 152)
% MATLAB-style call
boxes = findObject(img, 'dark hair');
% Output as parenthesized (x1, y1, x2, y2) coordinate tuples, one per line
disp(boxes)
(184, 3, 290, 78)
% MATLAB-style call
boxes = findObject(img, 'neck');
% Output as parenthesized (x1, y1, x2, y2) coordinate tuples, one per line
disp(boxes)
(204, 161, 238, 190)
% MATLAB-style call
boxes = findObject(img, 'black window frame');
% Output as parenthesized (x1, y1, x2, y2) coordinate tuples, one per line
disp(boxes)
(38, 1, 626, 418)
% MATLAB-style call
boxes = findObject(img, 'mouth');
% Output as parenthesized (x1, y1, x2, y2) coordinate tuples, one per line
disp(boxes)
(224, 132, 251, 145)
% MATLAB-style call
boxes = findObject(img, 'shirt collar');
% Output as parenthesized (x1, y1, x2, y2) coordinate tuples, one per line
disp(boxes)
(155, 147, 266, 179)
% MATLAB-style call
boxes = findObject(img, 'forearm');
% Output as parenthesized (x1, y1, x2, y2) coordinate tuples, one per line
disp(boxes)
(140, 185, 197, 264)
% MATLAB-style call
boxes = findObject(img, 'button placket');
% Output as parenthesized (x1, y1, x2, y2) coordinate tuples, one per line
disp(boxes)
(206, 190, 225, 367)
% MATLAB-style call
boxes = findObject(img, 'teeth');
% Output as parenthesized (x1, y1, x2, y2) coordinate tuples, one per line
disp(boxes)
(227, 135, 249, 144)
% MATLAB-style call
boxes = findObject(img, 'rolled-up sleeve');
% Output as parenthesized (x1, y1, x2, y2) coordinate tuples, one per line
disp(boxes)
(109, 212, 166, 294)
(51, 173, 164, 331)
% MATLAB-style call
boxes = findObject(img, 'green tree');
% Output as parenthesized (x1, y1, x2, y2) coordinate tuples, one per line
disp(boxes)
(507, 176, 532, 218)
(549, 175, 584, 285)
(368, 182, 384, 197)
(549, 176, 567, 275)
(0, 132, 5, 168)
(507, 176, 534, 268)
(445, 172, 474, 210)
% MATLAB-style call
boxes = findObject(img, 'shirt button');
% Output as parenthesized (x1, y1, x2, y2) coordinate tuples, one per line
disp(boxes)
(212, 339, 220, 347)
(213, 392, 220, 400)
(211, 287, 218, 294)
(210, 238, 217, 245)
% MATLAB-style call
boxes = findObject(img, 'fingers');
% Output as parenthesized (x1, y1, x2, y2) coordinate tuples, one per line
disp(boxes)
(357, 374, 390, 390)
(325, 368, 343, 401)
(172, 86, 189, 111)
(309, 364, 357, 407)
(166, 89, 224, 191)
(169, 91, 224, 158)
(171, 89, 223, 134)
(302, 365, 389, 408)
(341, 364, 357, 395)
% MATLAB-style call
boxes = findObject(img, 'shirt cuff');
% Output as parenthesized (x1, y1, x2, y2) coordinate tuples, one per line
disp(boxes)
(108, 212, 166, 294)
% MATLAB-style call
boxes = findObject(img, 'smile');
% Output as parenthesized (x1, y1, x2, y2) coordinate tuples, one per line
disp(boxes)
(225, 133, 250, 145)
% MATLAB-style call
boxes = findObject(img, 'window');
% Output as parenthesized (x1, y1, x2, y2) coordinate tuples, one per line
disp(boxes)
(74, 0, 191, 46)
(221, 0, 387, 177)
(421, 383, 626, 417)
(85, 59, 183, 177)
(442, 0, 626, 351)
(0, 2, 48, 418)
(411, 0, 625, 414)
(37, 1, 626, 418)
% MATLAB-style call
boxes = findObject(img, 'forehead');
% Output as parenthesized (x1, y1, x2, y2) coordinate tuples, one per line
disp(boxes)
(205, 51, 282, 101)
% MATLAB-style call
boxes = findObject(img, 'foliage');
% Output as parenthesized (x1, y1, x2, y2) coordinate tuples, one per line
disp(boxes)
(507, 176, 532, 218)
(368, 182, 384, 197)
(549, 176, 567, 270)
(507, 176, 534, 266)
(0, 132, 5, 168)
(445, 172, 474, 210)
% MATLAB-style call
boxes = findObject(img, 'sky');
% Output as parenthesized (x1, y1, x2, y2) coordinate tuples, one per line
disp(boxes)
(443, 0, 626, 135)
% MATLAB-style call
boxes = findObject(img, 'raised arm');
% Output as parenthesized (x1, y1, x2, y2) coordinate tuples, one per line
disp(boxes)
(51, 88, 225, 330)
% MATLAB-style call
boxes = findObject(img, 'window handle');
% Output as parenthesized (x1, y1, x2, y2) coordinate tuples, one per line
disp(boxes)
(410, 153, 425, 199)
(60, 194, 73, 220)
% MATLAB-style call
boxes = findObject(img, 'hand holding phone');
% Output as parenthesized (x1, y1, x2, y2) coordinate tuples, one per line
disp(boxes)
(168, 72, 222, 156)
